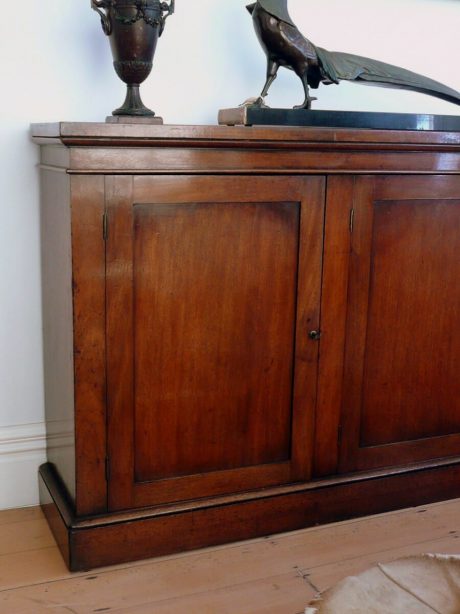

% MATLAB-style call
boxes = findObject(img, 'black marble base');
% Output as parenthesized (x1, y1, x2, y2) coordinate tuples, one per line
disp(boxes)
(218, 107, 460, 132)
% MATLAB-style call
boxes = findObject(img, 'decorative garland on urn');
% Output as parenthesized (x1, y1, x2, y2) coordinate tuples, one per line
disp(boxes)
(92, 0, 175, 36)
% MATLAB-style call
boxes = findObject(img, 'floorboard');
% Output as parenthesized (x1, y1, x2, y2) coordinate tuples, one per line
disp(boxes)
(0, 518, 56, 556)
(0, 499, 459, 613)
(0, 507, 43, 526)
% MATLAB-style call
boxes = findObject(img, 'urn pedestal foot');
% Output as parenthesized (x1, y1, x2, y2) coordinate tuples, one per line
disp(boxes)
(113, 84, 156, 117)
(106, 116, 164, 124)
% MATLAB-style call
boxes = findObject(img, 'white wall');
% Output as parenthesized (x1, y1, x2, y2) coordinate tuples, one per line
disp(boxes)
(0, 0, 459, 509)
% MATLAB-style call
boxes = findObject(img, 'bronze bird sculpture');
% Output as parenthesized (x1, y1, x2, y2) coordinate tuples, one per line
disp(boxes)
(247, 0, 460, 109)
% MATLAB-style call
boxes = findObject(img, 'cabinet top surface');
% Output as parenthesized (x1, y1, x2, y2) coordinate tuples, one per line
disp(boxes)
(31, 122, 460, 149)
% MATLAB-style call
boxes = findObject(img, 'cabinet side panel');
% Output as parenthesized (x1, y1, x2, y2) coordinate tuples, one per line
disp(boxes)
(40, 167, 76, 501)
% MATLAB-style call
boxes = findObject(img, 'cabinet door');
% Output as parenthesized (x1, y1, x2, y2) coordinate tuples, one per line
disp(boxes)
(316, 176, 460, 476)
(106, 175, 325, 511)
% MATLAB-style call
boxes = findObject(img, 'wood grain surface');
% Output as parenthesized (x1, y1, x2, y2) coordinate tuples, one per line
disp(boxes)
(35, 123, 460, 573)
(2, 499, 460, 612)
(337, 175, 460, 472)
(106, 176, 324, 509)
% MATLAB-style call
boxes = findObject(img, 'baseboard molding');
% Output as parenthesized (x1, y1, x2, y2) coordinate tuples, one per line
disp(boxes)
(0, 422, 47, 510)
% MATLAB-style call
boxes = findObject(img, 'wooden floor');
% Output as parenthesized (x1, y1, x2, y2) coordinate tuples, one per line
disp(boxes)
(0, 499, 459, 613)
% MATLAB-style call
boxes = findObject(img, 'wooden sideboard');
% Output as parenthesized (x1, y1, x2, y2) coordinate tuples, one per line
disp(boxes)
(32, 122, 460, 571)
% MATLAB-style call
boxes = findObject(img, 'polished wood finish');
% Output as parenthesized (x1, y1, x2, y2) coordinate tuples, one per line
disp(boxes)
(40, 168, 75, 501)
(33, 123, 460, 571)
(40, 458, 460, 572)
(362, 201, 460, 443)
(133, 200, 298, 477)
(71, 176, 107, 516)
(336, 175, 460, 473)
(106, 176, 324, 509)
(31, 122, 460, 147)
(39, 172, 108, 515)
(68, 147, 460, 175)
(314, 176, 354, 477)
(39, 471, 70, 569)
(31, 123, 460, 175)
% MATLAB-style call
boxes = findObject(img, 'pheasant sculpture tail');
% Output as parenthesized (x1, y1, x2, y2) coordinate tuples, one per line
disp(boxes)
(247, 0, 460, 109)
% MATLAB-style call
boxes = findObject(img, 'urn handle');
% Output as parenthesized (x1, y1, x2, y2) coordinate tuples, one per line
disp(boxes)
(91, 0, 112, 36)
(159, 0, 175, 36)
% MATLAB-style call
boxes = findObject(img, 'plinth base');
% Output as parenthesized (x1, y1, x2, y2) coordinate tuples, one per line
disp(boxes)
(106, 116, 164, 125)
(218, 107, 460, 132)
(40, 459, 460, 571)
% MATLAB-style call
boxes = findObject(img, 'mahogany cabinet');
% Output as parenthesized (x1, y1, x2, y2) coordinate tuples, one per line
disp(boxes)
(32, 123, 460, 571)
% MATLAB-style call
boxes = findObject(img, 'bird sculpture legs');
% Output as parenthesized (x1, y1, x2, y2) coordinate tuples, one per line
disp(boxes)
(294, 72, 317, 110)
(250, 61, 317, 110)
(261, 59, 279, 98)
(251, 59, 279, 106)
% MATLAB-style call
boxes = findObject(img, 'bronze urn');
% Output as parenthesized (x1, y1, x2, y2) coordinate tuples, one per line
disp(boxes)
(91, 0, 175, 119)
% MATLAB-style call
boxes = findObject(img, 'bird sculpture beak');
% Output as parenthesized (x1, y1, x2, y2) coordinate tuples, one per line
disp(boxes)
(246, 3, 257, 15)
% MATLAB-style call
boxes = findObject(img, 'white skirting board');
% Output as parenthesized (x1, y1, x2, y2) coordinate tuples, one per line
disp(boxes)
(0, 423, 47, 510)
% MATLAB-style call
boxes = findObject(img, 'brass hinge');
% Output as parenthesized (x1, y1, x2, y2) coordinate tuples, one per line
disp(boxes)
(349, 209, 355, 233)
(105, 456, 111, 482)
(103, 211, 108, 241)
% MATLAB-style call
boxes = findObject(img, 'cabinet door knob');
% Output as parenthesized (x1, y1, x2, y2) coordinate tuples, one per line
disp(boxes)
(308, 330, 322, 341)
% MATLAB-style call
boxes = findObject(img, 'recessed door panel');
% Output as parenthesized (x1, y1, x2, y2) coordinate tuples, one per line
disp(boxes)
(133, 201, 299, 481)
(106, 175, 325, 510)
(361, 200, 460, 447)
